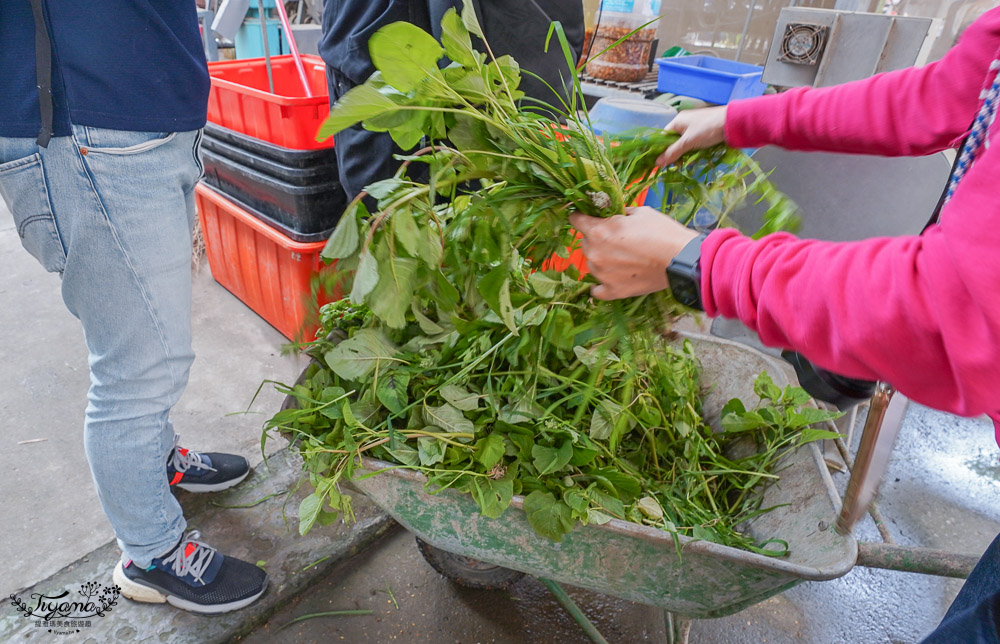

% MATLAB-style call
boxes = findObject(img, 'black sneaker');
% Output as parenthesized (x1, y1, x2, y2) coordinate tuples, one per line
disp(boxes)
(167, 435, 250, 493)
(113, 531, 268, 614)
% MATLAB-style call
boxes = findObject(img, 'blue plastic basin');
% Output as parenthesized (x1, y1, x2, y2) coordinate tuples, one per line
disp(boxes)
(588, 97, 677, 137)
(656, 56, 766, 105)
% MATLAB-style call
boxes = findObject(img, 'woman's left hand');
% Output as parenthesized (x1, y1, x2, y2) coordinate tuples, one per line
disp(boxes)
(569, 207, 699, 300)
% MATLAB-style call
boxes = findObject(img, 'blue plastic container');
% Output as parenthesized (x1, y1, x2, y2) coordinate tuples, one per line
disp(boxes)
(588, 97, 677, 137)
(656, 56, 765, 105)
(235, 19, 285, 59)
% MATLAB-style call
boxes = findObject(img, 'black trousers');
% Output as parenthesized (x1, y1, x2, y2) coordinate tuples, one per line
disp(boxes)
(325, 67, 411, 206)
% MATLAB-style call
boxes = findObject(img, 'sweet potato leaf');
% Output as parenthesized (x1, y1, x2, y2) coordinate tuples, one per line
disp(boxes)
(523, 491, 574, 542)
(369, 22, 445, 93)
(324, 330, 398, 381)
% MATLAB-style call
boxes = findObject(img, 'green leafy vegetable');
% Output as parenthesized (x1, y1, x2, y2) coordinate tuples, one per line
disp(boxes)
(266, 3, 833, 554)
(369, 22, 445, 93)
(324, 329, 398, 381)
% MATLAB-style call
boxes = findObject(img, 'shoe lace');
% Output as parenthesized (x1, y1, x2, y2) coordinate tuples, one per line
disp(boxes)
(168, 435, 217, 474)
(160, 531, 216, 585)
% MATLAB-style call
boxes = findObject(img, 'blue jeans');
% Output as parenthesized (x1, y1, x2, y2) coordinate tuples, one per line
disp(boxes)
(922, 531, 1000, 643)
(0, 126, 202, 567)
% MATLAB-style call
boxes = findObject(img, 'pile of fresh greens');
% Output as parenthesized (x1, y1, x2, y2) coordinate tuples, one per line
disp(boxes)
(264, 3, 837, 554)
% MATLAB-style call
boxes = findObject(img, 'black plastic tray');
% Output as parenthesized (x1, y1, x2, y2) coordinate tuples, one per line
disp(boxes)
(201, 135, 338, 186)
(198, 182, 336, 244)
(200, 148, 346, 237)
(204, 122, 338, 169)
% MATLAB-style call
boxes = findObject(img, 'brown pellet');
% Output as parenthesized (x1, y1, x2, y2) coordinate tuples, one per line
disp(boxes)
(585, 25, 656, 83)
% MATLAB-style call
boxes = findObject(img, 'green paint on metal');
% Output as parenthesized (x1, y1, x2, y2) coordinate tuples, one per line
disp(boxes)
(540, 577, 611, 644)
(857, 542, 978, 579)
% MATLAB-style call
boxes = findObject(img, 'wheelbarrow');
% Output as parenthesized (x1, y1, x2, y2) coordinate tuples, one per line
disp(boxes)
(282, 331, 980, 643)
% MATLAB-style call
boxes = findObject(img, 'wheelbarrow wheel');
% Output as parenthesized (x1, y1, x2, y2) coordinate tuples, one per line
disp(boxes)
(415, 537, 525, 590)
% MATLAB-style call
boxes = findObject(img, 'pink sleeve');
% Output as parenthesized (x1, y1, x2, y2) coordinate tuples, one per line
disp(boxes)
(724, 7, 1000, 156)
(700, 137, 1000, 418)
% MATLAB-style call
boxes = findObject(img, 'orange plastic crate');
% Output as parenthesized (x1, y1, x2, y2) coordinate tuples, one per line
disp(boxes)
(195, 183, 338, 341)
(207, 55, 333, 150)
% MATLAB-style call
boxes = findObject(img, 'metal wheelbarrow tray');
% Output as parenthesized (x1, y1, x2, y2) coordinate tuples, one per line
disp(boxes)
(346, 332, 857, 619)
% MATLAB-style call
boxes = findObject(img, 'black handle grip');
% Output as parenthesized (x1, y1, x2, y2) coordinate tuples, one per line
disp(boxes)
(781, 351, 877, 410)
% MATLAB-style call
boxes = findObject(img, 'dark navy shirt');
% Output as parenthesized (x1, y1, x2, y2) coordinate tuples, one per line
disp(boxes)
(0, 0, 210, 138)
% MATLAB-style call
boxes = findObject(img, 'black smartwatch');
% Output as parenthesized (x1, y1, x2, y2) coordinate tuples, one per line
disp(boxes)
(666, 233, 708, 310)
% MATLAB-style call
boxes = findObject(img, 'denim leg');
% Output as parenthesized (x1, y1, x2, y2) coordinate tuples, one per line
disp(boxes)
(922, 532, 1000, 643)
(0, 128, 203, 567)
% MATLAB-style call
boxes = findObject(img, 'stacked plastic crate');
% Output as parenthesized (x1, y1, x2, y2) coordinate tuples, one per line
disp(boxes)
(196, 54, 345, 340)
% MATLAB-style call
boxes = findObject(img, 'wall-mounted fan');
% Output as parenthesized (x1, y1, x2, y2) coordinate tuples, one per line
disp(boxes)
(763, 9, 933, 88)
(778, 23, 828, 66)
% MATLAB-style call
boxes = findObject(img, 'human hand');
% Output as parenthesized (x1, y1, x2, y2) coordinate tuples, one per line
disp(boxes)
(656, 106, 728, 167)
(569, 207, 699, 300)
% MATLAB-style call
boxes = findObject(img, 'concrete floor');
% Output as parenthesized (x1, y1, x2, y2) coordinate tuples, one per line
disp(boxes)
(4, 196, 1000, 643)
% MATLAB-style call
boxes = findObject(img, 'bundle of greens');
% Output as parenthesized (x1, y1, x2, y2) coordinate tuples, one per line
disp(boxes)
(264, 3, 837, 553)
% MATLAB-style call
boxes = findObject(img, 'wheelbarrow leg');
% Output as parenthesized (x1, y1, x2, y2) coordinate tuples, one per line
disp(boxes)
(664, 611, 692, 644)
(537, 578, 610, 644)
(836, 382, 908, 535)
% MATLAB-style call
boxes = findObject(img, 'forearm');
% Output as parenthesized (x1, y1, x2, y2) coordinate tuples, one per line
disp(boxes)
(700, 223, 1000, 418)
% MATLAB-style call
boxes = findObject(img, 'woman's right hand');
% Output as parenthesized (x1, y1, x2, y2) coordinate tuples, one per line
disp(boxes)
(656, 105, 729, 167)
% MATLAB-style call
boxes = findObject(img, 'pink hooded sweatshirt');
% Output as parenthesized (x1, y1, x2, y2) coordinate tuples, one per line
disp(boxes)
(701, 8, 1000, 435)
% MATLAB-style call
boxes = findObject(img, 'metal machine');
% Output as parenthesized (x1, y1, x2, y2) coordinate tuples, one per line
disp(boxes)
(761, 7, 936, 87)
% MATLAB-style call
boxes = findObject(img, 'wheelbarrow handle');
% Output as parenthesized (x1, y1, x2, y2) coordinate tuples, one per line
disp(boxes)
(835, 382, 908, 535)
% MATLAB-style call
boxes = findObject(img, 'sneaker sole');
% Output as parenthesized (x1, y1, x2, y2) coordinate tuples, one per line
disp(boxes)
(173, 467, 251, 493)
(113, 562, 267, 614)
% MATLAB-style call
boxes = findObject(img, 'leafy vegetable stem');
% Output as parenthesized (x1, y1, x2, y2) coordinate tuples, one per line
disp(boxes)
(400, 431, 475, 448)
(641, 425, 660, 472)
(442, 331, 518, 384)
(312, 436, 390, 456)
(700, 476, 721, 516)
(569, 363, 605, 428)
(364, 186, 433, 250)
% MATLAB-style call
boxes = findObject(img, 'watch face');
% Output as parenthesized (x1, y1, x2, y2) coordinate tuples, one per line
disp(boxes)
(667, 233, 707, 310)
(670, 279, 700, 309)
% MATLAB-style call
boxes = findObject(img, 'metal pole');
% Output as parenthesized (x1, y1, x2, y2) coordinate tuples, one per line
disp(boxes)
(665, 611, 692, 644)
(538, 578, 610, 644)
(197, 9, 219, 61)
(734, 0, 758, 62)
(835, 382, 908, 535)
(857, 542, 979, 579)
(256, 0, 274, 93)
(831, 433, 896, 545)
